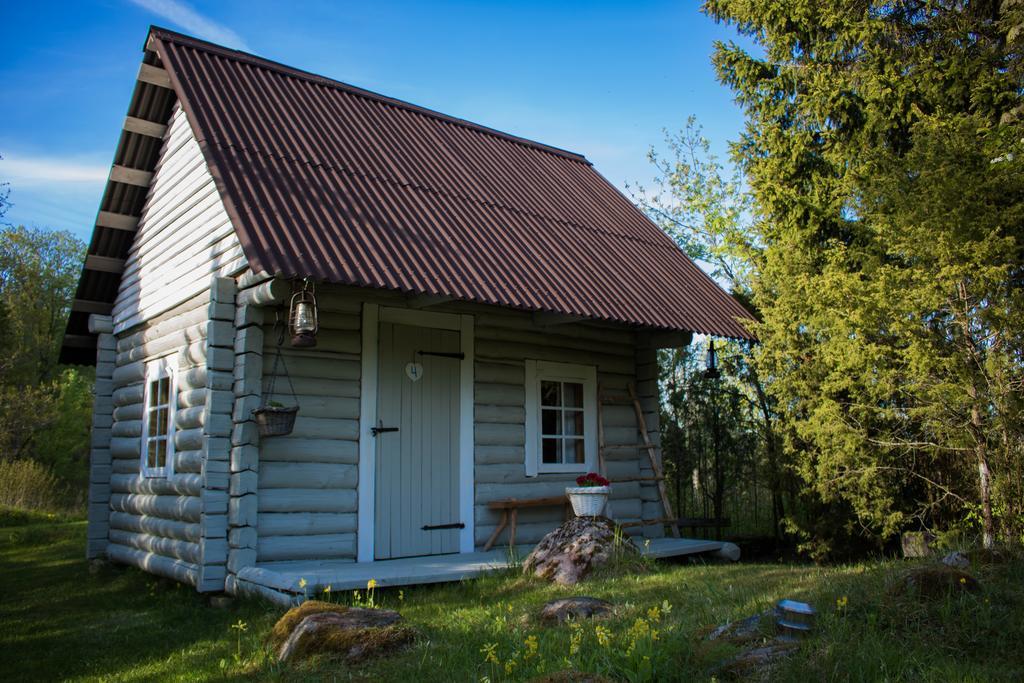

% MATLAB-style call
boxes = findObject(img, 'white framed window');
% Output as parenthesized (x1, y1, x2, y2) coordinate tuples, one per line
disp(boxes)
(140, 357, 177, 478)
(524, 360, 598, 476)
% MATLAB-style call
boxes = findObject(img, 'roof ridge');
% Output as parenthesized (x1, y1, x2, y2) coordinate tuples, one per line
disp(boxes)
(204, 138, 678, 251)
(148, 26, 592, 166)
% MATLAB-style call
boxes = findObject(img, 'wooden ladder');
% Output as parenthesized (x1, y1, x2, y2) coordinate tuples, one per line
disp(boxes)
(597, 382, 680, 538)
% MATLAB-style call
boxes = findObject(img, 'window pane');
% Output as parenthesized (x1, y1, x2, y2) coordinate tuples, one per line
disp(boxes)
(147, 440, 158, 468)
(158, 377, 170, 406)
(542, 438, 558, 464)
(148, 409, 159, 435)
(567, 438, 585, 464)
(156, 440, 167, 468)
(540, 380, 560, 407)
(541, 409, 561, 436)
(563, 382, 583, 408)
(148, 379, 160, 406)
(563, 410, 584, 436)
(156, 408, 168, 436)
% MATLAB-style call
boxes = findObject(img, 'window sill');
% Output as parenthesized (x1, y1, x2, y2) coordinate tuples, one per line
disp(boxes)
(536, 466, 591, 475)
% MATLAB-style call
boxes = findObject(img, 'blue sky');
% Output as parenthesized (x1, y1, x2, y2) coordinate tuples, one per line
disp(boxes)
(0, 1, 751, 240)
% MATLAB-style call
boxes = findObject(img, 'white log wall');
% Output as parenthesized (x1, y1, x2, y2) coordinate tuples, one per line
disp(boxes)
(251, 288, 362, 564)
(238, 283, 664, 564)
(111, 103, 246, 336)
(463, 307, 659, 545)
(95, 96, 245, 589)
(86, 323, 115, 559)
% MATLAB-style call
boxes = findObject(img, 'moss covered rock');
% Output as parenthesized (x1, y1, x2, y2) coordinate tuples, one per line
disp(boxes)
(270, 601, 414, 664)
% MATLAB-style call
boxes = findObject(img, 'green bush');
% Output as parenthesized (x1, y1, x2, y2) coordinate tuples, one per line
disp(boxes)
(0, 459, 81, 513)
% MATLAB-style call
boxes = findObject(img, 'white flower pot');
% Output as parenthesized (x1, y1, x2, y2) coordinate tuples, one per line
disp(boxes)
(566, 486, 610, 517)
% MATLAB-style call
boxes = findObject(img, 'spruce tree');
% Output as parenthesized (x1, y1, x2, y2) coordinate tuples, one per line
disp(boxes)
(705, 0, 1024, 549)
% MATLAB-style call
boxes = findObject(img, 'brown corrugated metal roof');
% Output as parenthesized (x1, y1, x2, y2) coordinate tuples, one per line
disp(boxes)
(65, 26, 754, 364)
(154, 28, 753, 337)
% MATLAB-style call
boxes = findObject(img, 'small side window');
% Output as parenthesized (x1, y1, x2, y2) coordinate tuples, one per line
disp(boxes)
(140, 358, 177, 478)
(524, 360, 597, 476)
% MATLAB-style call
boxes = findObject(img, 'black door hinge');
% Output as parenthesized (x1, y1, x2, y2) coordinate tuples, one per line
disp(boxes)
(421, 522, 465, 531)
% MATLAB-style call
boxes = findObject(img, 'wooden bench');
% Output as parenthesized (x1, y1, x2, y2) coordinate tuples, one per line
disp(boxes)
(483, 496, 572, 551)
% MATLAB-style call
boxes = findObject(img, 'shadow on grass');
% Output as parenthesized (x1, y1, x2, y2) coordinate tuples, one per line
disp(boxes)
(0, 522, 278, 681)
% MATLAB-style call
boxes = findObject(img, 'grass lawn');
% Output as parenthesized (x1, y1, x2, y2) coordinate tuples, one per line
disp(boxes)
(2, 510, 1022, 682)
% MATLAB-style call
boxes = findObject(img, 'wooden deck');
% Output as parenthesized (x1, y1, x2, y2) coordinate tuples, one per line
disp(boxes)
(227, 537, 727, 607)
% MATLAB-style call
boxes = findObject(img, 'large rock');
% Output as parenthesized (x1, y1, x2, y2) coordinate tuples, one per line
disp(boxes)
(523, 516, 635, 585)
(941, 551, 970, 569)
(706, 610, 773, 643)
(901, 531, 936, 558)
(539, 597, 613, 624)
(890, 565, 980, 600)
(271, 601, 414, 663)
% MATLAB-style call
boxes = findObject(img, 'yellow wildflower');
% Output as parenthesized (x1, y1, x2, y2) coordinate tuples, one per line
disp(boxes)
(524, 634, 539, 659)
(298, 578, 308, 589)
(323, 584, 331, 594)
(367, 578, 377, 590)
(595, 624, 611, 647)
(399, 590, 405, 602)
(231, 619, 247, 632)
(647, 605, 662, 622)
(661, 600, 673, 615)
(480, 642, 499, 665)
(959, 577, 967, 585)
(650, 629, 660, 641)
(569, 629, 582, 655)
(836, 595, 848, 609)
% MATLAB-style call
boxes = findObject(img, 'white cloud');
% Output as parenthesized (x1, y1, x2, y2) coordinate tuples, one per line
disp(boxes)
(127, 0, 251, 51)
(0, 154, 108, 185)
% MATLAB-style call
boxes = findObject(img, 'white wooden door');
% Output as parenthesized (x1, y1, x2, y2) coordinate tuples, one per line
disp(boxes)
(374, 322, 461, 559)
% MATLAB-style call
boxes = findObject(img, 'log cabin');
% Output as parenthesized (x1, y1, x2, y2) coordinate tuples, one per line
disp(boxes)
(62, 27, 754, 605)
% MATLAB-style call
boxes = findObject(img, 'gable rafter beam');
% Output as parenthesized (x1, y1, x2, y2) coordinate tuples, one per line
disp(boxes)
(96, 211, 139, 232)
(123, 115, 168, 139)
(109, 165, 153, 187)
(137, 63, 172, 89)
(62, 334, 97, 349)
(72, 299, 114, 315)
(84, 255, 126, 274)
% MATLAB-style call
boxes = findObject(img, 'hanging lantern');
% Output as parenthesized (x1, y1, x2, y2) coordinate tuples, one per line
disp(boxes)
(704, 339, 721, 379)
(289, 279, 319, 348)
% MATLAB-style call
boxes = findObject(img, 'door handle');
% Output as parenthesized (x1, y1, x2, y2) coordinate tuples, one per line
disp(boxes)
(371, 420, 399, 437)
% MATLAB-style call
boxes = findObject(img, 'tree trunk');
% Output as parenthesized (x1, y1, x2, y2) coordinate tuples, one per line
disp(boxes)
(752, 373, 785, 539)
(972, 403, 996, 550)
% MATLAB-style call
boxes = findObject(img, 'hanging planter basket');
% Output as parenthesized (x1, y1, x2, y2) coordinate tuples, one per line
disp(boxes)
(253, 316, 301, 438)
(253, 405, 299, 438)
